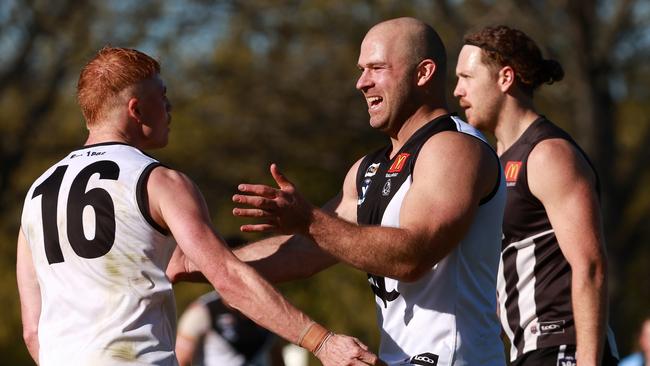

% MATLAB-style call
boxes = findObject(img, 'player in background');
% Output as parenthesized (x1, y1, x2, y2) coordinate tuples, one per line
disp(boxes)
(454, 25, 618, 365)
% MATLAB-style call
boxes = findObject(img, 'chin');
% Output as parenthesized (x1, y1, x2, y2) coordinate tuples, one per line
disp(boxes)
(369, 117, 387, 130)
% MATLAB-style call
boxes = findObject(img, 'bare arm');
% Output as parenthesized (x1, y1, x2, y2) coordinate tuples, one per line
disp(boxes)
(528, 139, 607, 366)
(232, 186, 352, 283)
(233, 234, 338, 283)
(234, 132, 498, 281)
(149, 167, 379, 366)
(16, 228, 40, 364)
(175, 303, 211, 366)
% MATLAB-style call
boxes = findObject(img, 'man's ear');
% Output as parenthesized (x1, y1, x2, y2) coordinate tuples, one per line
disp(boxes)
(499, 66, 515, 92)
(127, 98, 141, 122)
(416, 59, 436, 87)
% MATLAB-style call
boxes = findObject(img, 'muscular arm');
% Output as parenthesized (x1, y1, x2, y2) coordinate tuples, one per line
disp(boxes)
(235, 132, 498, 281)
(149, 167, 378, 365)
(528, 139, 607, 366)
(16, 228, 41, 364)
(233, 234, 338, 283)
(233, 186, 349, 283)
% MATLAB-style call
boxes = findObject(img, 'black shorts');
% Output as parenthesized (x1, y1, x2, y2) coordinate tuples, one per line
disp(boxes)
(510, 343, 618, 366)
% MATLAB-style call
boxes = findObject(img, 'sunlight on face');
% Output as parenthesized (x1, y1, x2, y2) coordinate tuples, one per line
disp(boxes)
(454, 45, 501, 132)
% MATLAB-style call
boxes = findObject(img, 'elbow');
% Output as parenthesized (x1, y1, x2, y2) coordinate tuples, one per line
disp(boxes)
(573, 255, 607, 286)
(392, 263, 431, 283)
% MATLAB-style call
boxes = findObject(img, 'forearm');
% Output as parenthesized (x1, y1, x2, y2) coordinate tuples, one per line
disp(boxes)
(571, 263, 607, 365)
(205, 256, 317, 345)
(234, 234, 336, 283)
(306, 208, 434, 281)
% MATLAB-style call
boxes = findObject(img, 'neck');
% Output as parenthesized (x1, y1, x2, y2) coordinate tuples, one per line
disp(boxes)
(389, 105, 448, 158)
(493, 98, 539, 155)
(85, 119, 137, 147)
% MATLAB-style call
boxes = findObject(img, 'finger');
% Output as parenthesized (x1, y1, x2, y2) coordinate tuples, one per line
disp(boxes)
(356, 349, 380, 365)
(352, 338, 369, 351)
(270, 163, 293, 190)
(232, 194, 277, 210)
(232, 207, 274, 218)
(239, 223, 277, 232)
(350, 359, 374, 366)
(237, 183, 278, 198)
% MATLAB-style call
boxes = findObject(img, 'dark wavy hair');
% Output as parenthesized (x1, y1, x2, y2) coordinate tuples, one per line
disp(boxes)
(464, 25, 564, 95)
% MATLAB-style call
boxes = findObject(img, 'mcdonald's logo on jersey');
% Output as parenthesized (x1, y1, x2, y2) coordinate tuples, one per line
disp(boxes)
(387, 153, 410, 173)
(504, 161, 522, 184)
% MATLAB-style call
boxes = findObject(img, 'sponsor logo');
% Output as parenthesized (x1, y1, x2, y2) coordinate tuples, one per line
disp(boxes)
(504, 161, 522, 186)
(385, 172, 399, 178)
(408, 352, 439, 366)
(558, 355, 577, 366)
(538, 320, 566, 335)
(382, 179, 391, 196)
(357, 178, 372, 206)
(365, 163, 380, 178)
(387, 153, 410, 173)
(71, 151, 106, 158)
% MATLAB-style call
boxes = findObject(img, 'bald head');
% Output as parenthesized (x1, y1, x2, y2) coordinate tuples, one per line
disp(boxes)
(366, 17, 447, 80)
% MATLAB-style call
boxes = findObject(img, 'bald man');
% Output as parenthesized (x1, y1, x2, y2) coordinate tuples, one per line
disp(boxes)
(230, 18, 506, 366)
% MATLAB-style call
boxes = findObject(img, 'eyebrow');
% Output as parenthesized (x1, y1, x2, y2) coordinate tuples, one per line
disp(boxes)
(357, 62, 388, 69)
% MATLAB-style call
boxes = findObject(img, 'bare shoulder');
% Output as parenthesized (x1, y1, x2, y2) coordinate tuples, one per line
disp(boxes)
(420, 130, 483, 156)
(147, 166, 207, 230)
(528, 138, 576, 166)
(528, 138, 597, 197)
(147, 166, 205, 204)
(148, 166, 194, 189)
(415, 131, 497, 198)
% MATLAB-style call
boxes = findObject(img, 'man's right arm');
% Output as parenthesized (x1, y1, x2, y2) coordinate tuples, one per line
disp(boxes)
(232, 158, 364, 283)
(148, 166, 379, 366)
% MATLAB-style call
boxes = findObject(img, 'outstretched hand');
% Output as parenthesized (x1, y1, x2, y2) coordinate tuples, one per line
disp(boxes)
(316, 334, 387, 366)
(233, 164, 313, 235)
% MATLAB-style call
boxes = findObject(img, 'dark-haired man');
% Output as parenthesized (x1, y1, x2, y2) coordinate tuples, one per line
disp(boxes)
(454, 25, 618, 366)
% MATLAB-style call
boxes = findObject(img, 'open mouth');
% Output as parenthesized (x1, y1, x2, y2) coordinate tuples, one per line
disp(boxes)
(367, 96, 383, 110)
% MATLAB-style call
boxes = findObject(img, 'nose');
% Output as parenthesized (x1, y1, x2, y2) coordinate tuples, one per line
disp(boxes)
(356, 69, 372, 92)
(166, 98, 172, 113)
(453, 80, 463, 98)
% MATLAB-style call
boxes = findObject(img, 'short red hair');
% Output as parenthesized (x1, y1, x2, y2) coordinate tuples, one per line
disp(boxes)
(77, 46, 160, 125)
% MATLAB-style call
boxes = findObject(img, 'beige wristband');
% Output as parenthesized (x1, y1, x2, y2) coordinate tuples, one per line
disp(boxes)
(298, 322, 330, 353)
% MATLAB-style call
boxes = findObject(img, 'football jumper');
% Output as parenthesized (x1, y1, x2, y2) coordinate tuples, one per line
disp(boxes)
(178, 292, 276, 366)
(356, 114, 506, 366)
(498, 117, 618, 362)
(21, 142, 177, 365)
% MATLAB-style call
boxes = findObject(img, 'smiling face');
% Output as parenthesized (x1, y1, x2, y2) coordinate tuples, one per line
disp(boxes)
(454, 45, 503, 133)
(356, 26, 417, 135)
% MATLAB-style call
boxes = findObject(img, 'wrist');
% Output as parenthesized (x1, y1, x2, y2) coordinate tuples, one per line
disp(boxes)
(298, 322, 331, 354)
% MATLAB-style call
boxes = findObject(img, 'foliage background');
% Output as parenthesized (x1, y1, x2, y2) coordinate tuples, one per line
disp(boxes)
(1, 1, 649, 364)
